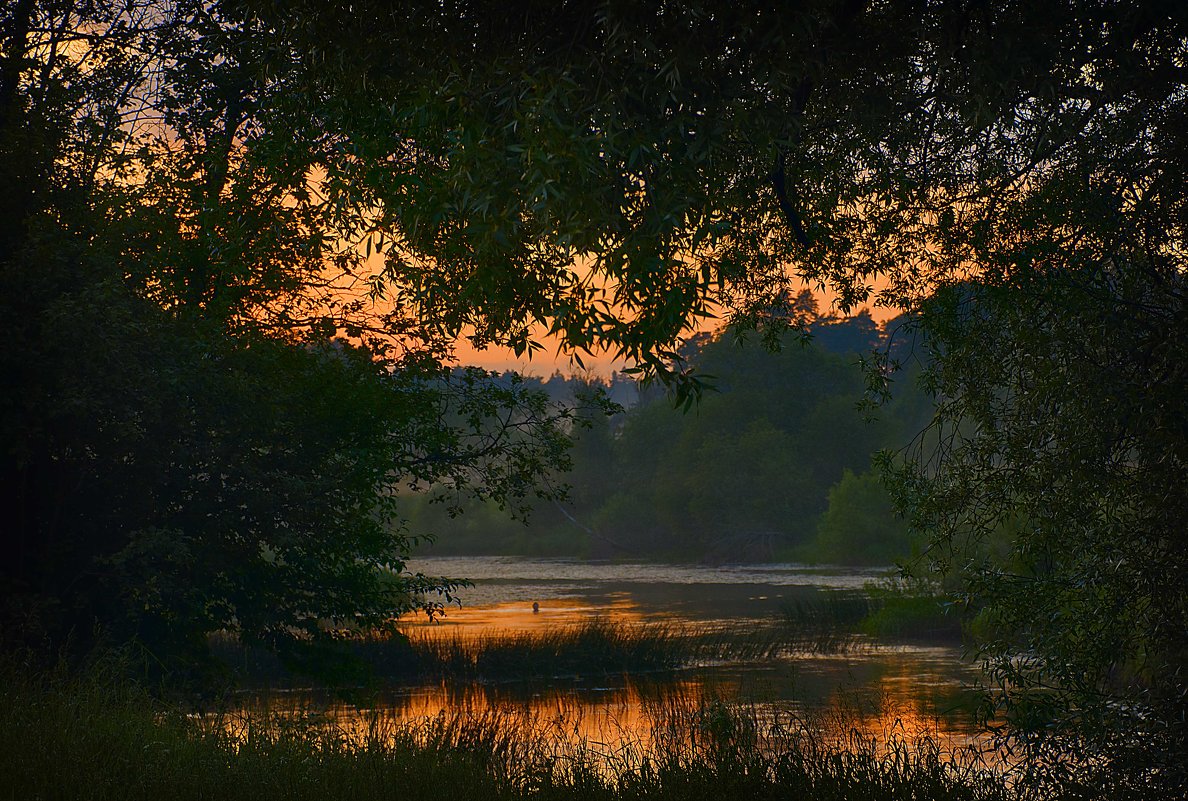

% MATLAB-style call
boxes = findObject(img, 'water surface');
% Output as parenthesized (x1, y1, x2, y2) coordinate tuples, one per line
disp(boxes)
(234, 557, 989, 760)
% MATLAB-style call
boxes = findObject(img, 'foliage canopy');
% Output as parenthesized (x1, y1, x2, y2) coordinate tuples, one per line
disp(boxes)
(1, 0, 1184, 792)
(230, 0, 1185, 790)
(0, 0, 583, 673)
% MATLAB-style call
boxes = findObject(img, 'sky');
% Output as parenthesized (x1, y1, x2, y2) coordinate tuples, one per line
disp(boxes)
(451, 287, 900, 377)
(343, 243, 901, 378)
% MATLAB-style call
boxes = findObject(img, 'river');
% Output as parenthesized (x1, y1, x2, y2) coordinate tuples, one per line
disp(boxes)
(223, 557, 992, 765)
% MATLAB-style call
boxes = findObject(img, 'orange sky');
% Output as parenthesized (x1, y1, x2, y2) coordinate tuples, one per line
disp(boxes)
(450, 286, 900, 377)
(341, 238, 901, 378)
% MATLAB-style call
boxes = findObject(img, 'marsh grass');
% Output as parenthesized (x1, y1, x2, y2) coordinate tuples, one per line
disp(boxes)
(406, 619, 816, 677)
(779, 590, 872, 651)
(403, 620, 691, 679)
(1, 655, 1023, 801)
(209, 583, 961, 690)
(209, 619, 816, 688)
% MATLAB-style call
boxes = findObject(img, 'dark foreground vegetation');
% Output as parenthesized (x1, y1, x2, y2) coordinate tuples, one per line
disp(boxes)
(2, 657, 1019, 801)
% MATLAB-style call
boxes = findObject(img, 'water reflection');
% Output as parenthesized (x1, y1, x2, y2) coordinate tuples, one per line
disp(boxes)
(223, 557, 991, 766)
(403, 596, 650, 638)
(408, 556, 887, 625)
(226, 666, 986, 766)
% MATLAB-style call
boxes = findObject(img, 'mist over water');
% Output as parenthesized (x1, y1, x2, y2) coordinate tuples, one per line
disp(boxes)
(404, 556, 886, 626)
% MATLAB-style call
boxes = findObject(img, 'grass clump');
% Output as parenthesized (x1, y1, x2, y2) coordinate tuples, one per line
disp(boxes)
(406, 620, 690, 680)
(860, 578, 963, 642)
(208, 621, 691, 686)
(1, 654, 1023, 801)
(210, 619, 811, 688)
(779, 590, 872, 651)
(860, 593, 963, 641)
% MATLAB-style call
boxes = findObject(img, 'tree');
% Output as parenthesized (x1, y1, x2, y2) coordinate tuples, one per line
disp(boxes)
(4, 2, 1184, 790)
(230, 0, 1186, 791)
(0, 1, 577, 672)
(886, 267, 1187, 795)
(812, 469, 914, 566)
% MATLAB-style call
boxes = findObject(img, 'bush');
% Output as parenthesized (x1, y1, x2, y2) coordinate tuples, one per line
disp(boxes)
(810, 470, 915, 566)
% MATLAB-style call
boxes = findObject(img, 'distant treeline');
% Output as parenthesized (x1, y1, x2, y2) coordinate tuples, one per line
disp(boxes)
(408, 308, 933, 564)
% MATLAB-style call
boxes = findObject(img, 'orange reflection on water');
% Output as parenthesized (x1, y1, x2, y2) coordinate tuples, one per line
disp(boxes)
(219, 670, 991, 775)
(220, 659, 989, 767)
(217, 598, 994, 772)
(386, 678, 708, 756)
(221, 676, 722, 765)
(401, 595, 651, 640)
(803, 650, 992, 761)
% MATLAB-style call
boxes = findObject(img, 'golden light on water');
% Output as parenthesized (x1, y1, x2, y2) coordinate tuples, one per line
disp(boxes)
(400, 596, 651, 639)
(212, 559, 995, 772)
(218, 606, 991, 770)
(218, 669, 992, 776)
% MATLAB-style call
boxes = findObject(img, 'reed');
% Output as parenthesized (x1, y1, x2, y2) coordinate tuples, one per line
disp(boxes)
(404, 619, 819, 678)
(209, 619, 818, 687)
(0, 656, 1023, 801)
(405, 620, 690, 679)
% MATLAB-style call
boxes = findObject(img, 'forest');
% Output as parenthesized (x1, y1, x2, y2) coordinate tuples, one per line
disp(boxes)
(2, 1, 1184, 799)
(410, 307, 930, 564)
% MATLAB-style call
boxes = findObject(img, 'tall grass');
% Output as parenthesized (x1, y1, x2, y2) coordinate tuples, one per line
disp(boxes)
(208, 620, 813, 688)
(0, 655, 1023, 801)
(401, 621, 691, 679)
(208, 583, 964, 691)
